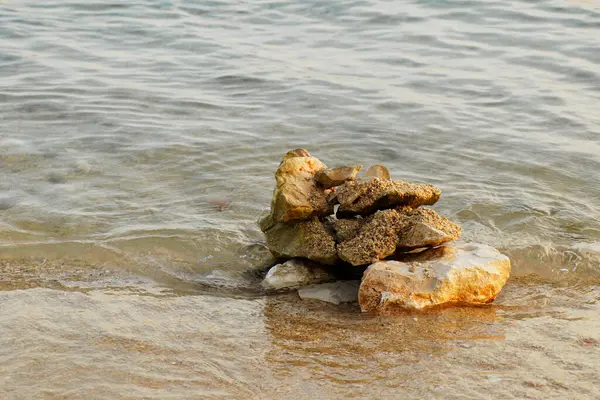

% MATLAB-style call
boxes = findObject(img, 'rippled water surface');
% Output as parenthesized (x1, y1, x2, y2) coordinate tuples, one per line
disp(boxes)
(2, 0, 600, 398)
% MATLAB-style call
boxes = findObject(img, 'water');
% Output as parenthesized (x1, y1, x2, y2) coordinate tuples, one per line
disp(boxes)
(1, 0, 600, 398)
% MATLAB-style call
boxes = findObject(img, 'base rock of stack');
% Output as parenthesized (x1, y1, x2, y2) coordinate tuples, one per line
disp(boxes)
(337, 208, 461, 266)
(335, 178, 441, 218)
(262, 217, 339, 265)
(358, 243, 511, 312)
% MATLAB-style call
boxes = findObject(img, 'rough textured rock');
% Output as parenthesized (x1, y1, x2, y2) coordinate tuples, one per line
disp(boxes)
(338, 209, 402, 266)
(263, 217, 339, 265)
(298, 281, 360, 304)
(358, 243, 511, 312)
(336, 178, 441, 217)
(315, 165, 363, 188)
(266, 150, 332, 224)
(331, 217, 366, 243)
(261, 259, 333, 290)
(364, 164, 391, 180)
(337, 208, 461, 266)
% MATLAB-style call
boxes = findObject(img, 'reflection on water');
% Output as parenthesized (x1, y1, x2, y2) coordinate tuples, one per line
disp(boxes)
(2, 0, 600, 397)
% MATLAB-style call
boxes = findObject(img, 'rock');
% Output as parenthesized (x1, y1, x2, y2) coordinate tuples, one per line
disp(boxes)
(336, 178, 441, 217)
(315, 165, 363, 188)
(281, 148, 312, 162)
(364, 164, 391, 180)
(331, 217, 366, 243)
(263, 217, 339, 265)
(358, 243, 511, 312)
(337, 208, 461, 266)
(338, 209, 401, 266)
(266, 150, 332, 224)
(298, 281, 360, 304)
(262, 259, 334, 290)
(396, 208, 461, 250)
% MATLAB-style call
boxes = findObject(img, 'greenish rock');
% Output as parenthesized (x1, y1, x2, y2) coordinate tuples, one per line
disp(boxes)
(263, 217, 339, 265)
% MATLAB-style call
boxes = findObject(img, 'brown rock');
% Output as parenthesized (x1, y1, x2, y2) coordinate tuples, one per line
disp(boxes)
(315, 165, 363, 188)
(337, 208, 461, 266)
(337, 209, 404, 266)
(267, 151, 332, 224)
(263, 217, 339, 265)
(358, 243, 511, 312)
(331, 217, 366, 243)
(364, 164, 391, 180)
(336, 178, 441, 217)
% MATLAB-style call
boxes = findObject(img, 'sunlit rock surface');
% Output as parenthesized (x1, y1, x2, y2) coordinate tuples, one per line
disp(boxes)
(359, 243, 511, 312)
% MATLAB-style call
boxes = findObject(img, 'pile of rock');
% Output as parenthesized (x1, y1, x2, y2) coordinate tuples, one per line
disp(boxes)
(259, 149, 511, 312)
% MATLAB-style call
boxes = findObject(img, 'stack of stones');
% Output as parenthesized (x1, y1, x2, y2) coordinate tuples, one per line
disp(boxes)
(259, 149, 511, 312)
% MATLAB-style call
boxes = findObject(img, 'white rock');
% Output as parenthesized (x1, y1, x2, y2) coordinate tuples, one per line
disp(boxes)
(359, 243, 511, 312)
(298, 281, 360, 305)
(261, 259, 333, 290)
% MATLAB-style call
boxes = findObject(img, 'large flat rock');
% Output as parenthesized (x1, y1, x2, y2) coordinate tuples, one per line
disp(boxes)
(358, 243, 511, 312)
(335, 178, 441, 218)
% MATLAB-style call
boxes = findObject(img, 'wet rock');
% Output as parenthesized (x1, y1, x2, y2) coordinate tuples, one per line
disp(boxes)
(262, 259, 333, 290)
(298, 281, 360, 304)
(266, 150, 332, 224)
(358, 243, 511, 312)
(315, 165, 363, 188)
(331, 216, 366, 243)
(337, 208, 461, 266)
(263, 217, 339, 265)
(364, 164, 391, 180)
(336, 178, 441, 217)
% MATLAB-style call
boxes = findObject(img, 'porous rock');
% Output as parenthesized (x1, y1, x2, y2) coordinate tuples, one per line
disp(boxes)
(331, 216, 366, 243)
(263, 217, 339, 265)
(315, 165, 363, 188)
(337, 208, 461, 266)
(298, 281, 360, 304)
(358, 243, 511, 312)
(335, 178, 441, 217)
(261, 259, 333, 290)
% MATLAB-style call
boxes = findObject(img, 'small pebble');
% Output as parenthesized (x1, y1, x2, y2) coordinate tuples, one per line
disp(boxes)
(75, 160, 92, 174)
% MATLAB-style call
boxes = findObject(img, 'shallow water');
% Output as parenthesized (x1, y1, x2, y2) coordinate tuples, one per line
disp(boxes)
(1, 0, 600, 398)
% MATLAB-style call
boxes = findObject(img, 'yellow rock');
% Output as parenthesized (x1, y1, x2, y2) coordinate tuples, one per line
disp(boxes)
(267, 150, 332, 223)
(359, 243, 511, 312)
